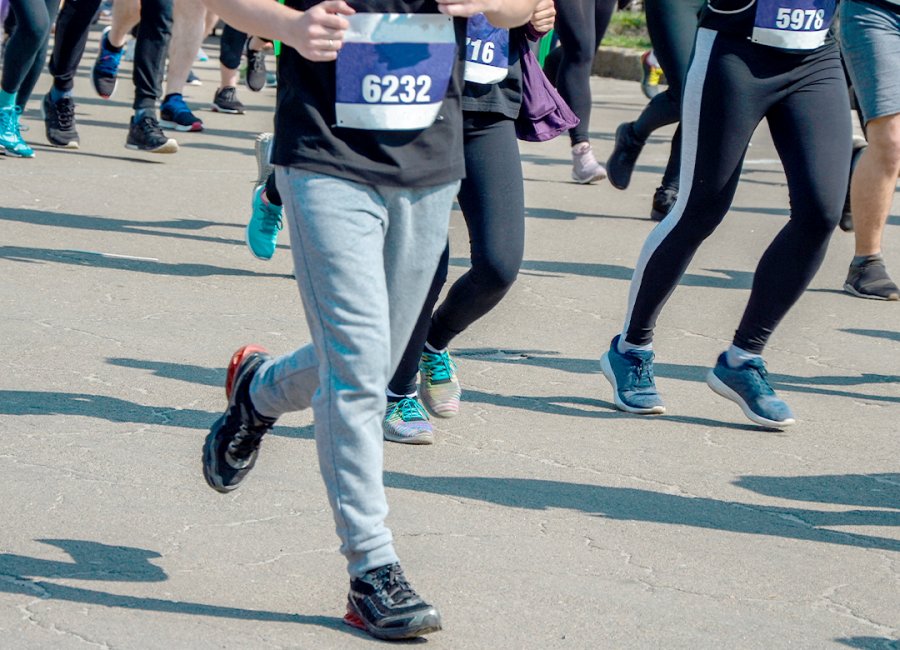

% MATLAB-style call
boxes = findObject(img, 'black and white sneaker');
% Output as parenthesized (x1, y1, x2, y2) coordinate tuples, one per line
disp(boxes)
(245, 44, 267, 92)
(42, 93, 80, 148)
(344, 563, 442, 641)
(126, 114, 178, 153)
(202, 345, 276, 492)
(212, 86, 245, 114)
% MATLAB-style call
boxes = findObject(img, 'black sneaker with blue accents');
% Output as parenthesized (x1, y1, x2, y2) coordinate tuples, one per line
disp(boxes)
(706, 353, 795, 429)
(600, 335, 665, 414)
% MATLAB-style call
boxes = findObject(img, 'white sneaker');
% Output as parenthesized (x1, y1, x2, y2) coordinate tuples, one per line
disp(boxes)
(571, 142, 607, 184)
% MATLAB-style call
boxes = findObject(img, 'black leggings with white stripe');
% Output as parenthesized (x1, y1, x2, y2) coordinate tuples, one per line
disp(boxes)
(622, 29, 851, 354)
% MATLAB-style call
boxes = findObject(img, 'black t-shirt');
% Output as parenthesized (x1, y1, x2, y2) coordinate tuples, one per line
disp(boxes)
(272, 1, 467, 188)
(461, 27, 525, 119)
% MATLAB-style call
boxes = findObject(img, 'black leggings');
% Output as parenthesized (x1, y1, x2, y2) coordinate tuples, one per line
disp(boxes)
(48, 0, 172, 110)
(552, 0, 617, 146)
(220, 23, 248, 71)
(631, 0, 704, 189)
(2, 0, 59, 107)
(622, 30, 851, 354)
(388, 113, 525, 395)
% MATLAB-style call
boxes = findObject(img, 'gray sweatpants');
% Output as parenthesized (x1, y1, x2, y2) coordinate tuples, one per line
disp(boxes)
(248, 167, 457, 578)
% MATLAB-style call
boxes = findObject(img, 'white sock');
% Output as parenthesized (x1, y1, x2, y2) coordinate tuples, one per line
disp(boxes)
(424, 341, 445, 355)
(386, 389, 417, 401)
(725, 344, 761, 368)
(617, 336, 653, 355)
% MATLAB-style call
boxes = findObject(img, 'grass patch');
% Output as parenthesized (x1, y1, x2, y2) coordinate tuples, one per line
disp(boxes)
(602, 11, 652, 50)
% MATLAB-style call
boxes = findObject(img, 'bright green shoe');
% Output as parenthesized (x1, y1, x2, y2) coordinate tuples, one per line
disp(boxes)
(383, 397, 433, 445)
(0, 106, 34, 158)
(419, 350, 461, 418)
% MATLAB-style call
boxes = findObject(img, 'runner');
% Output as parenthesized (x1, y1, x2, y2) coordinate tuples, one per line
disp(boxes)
(840, 0, 900, 301)
(383, 1, 556, 444)
(198, 0, 538, 640)
(600, 0, 851, 429)
(605, 0, 705, 220)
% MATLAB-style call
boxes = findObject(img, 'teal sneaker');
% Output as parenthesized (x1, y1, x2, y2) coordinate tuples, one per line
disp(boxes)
(0, 106, 34, 158)
(246, 185, 283, 260)
(706, 353, 795, 429)
(383, 397, 433, 444)
(600, 335, 665, 414)
(419, 350, 461, 418)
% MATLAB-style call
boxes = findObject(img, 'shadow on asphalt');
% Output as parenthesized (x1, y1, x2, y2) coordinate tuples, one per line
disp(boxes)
(835, 637, 900, 649)
(384, 472, 900, 552)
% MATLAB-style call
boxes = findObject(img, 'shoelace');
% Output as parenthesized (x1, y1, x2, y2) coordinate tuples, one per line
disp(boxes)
(55, 98, 76, 130)
(740, 358, 775, 396)
(96, 50, 123, 77)
(248, 50, 266, 73)
(421, 352, 455, 383)
(394, 397, 428, 422)
(256, 198, 283, 235)
(136, 115, 164, 139)
(371, 564, 418, 606)
(632, 358, 655, 388)
(0, 107, 19, 137)
(166, 95, 192, 117)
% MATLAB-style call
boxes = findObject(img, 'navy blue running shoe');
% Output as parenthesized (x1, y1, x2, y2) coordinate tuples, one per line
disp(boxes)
(202, 345, 276, 492)
(344, 563, 442, 641)
(160, 93, 203, 132)
(600, 335, 665, 414)
(706, 353, 795, 429)
(92, 26, 123, 99)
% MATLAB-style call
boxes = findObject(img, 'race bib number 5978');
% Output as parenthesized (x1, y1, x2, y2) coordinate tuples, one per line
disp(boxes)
(752, 0, 835, 50)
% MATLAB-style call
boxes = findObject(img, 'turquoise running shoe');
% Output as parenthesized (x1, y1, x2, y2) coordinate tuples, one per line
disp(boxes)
(419, 350, 461, 418)
(0, 106, 34, 158)
(382, 397, 433, 444)
(246, 185, 283, 260)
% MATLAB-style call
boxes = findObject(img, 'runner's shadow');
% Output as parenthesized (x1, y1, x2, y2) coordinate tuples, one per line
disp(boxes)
(384, 472, 900, 552)
(841, 328, 900, 343)
(0, 390, 313, 440)
(835, 637, 900, 649)
(0, 540, 344, 632)
(0, 246, 293, 279)
(107, 357, 225, 388)
(734, 473, 900, 511)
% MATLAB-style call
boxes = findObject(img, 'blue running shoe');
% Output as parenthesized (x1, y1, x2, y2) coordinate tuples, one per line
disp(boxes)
(246, 185, 283, 260)
(160, 93, 203, 132)
(92, 26, 123, 99)
(0, 106, 34, 158)
(600, 335, 665, 414)
(706, 353, 795, 428)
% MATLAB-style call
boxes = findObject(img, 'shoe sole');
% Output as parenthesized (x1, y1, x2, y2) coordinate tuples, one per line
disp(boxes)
(159, 119, 203, 132)
(211, 105, 244, 114)
(843, 283, 899, 301)
(343, 604, 442, 640)
(606, 123, 636, 191)
(419, 388, 460, 419)
(705, 370, 794, 429)
(202, 419, 237, 493)
(125, 139, 179, 154)
(383, 429, 434, 445)
(245, 219, 275, 261)
(571, 168, 607, 184)
(650, 208, 668, 222)
(600, 352, 666, 415)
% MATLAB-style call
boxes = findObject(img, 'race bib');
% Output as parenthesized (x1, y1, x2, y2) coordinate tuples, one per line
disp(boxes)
(463, 13, 509, 85)
(335, 13, 457, 131)
(752, 0, 836, 50)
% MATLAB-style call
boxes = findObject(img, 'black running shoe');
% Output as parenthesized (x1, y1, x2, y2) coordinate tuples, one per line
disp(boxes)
(606, 122, 645, 190)
(840, 136, 868, 233)
(650, 185, 678, 221)
(42, 93, 80, 149)
(126, 114, 178, 153)
(212, 86, 245, 114)
(844, 256, 899, 301)
(344, 563, 442, 641)
(245, 44, 267, 92)
(202, 345, 277, 492)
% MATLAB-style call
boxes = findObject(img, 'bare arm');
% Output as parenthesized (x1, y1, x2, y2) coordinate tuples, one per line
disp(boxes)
(435, 0, 542, 28)
(200, 0, 355, 61)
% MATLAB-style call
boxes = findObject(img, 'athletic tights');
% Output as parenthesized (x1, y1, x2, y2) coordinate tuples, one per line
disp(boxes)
(388, 112, 525, 395)
(622, 30, 851, 354)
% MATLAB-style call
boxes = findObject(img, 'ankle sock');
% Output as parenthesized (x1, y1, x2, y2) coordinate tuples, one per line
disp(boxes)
(49, 86, 72, 102)
(424, 341, 445, 355)
(0, 90, 16, 109)
(725, 345, 761, 369)
(617, 337, 652, 355)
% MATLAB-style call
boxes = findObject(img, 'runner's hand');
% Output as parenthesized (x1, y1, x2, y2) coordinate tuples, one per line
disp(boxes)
(288, 0, 355, 62)
(435, 0, 502, 18)
(529, 0, 554, 34)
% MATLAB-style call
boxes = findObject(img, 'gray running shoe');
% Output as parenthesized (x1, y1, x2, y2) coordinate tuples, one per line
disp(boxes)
(844, 257, 899, 301)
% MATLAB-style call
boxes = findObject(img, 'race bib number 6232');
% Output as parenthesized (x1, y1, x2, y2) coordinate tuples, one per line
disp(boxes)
(335, 14, 457, 131)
